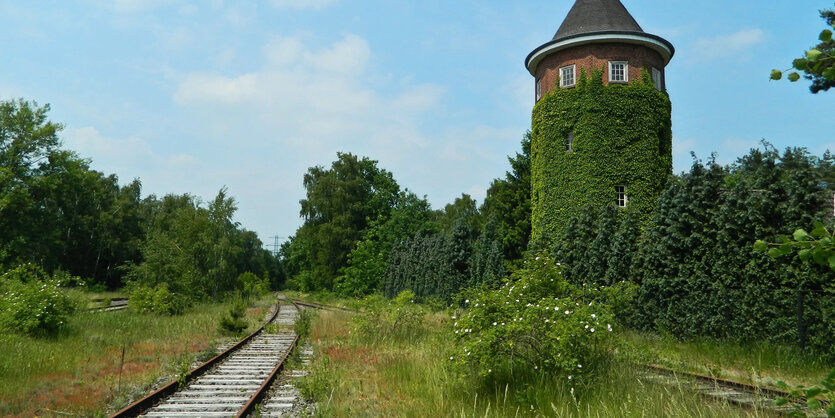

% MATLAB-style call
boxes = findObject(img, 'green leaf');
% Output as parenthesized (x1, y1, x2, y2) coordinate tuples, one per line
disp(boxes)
(799, 249, 813, 261)
(808, 398, 822, 410)
(768, 248, 783, 259)
(754, 240, 768, 252)
(807, 49, 823, 62)
(793, 59, 809, 71)
(788, 72, 801, 82)
(794, 229, 809, 242)
(823, 67, 835, 81)
(805, 386, 823, 398)
(812, 226, 828, 238)
(774, 397, 788, 406)
(770, 69, 783, 80)
(827, 403, 835, 416)
(814, 249, 829, 266)
(828, 254, 835, 270)
(821, 29, 833, 42)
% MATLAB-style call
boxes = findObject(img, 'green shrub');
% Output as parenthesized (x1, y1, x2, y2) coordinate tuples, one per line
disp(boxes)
(450, 255, 617, 382)
(0, 264, 78, 335)
(218, 296, 248, 335)
(352, 290, 425, 342)
(129, 283, 189, 315)
(294, 308, 316, 340)
(237, 272, 269, 299)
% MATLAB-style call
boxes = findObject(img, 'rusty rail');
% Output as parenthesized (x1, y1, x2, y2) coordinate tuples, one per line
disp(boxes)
(110, 297, 283, 418)
(235, 300, 302, 417)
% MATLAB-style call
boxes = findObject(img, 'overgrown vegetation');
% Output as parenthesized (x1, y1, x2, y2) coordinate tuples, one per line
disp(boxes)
(451, 255, 618, 382)
(0, 264, 79, 335)
(0, 293, 276, 416)
(530, 68, 672, 241)
(300, 299, 764, 417)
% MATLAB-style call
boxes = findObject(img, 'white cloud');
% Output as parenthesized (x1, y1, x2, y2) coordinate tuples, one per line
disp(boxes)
(63, 126, 200, 190)
(692, 28, 765, 62)
(170, 33, 521, 234)
(268, 0, 338, 11)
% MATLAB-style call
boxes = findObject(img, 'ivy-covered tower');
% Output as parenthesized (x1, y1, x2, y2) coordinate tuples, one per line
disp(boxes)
(525, 0, 675, 242)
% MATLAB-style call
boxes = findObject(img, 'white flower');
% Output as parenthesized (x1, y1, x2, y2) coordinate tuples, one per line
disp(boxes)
(450, 356, 454, 360)
(493, 322, 497, 326)
(578, 364, 582, 368)
(568, 375, 572, 380)
(607, 324, 613, 332)
(590, 328, 595, 333)
(452, 316, 456, 320)
(584, 324, 589, 329)
(455, 330, 459, 334)
(564, 310, 570, 314)
(465, 300, 469, 304)
(591, 314, 596, 318)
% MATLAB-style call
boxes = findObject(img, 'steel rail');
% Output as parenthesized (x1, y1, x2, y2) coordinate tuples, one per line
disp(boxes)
(235, 300, 302, 418)
(110, 297, 283, 418)
(642, 363, 828, 412)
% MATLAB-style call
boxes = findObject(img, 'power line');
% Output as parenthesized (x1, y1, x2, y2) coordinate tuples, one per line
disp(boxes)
(267, 235, 286, 257)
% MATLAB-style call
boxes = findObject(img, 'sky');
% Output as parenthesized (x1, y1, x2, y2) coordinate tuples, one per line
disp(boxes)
(1, 0, 833, 246)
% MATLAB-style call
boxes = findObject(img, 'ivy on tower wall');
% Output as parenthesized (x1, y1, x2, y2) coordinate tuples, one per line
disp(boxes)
(530, 68, 672, 243)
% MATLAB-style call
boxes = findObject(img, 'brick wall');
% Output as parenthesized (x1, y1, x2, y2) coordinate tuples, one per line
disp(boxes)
(534, 42, 666, 101)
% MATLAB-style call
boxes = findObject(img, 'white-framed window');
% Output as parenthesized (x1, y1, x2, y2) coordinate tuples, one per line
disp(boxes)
(566, 131, 574, 152)
(535, 78, 542, 101)
(609, 61, 628, 83)
(651, 67, 662, 91)
(560, 64, 576, 88)
(616, 185, 628, 207)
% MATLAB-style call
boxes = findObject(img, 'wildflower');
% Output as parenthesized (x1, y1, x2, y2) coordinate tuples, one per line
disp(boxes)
(590, 328, 595, 333)
(493, 322, 497, 326)
(591, 314, 596, 319)
(452, 316, 456, 320)
(607, 324, 613, 332)
(450, 356, 454, 360)
(568, 375, 572, 380)
(564, 310, 570, 314)
(584, 324, 589, 329)
(465, 299, 469, 304)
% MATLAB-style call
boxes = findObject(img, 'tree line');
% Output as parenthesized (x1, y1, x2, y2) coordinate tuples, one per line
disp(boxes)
(0, 99, 279, 302)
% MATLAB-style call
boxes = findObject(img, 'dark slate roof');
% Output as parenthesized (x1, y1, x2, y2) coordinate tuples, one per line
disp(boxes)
(553, 0, 644, 41)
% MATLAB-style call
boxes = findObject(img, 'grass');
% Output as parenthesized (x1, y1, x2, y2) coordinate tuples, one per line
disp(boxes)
(0, 292, 278, 417)
(300, 309, 771, 417)
(621, 330, 833, 389)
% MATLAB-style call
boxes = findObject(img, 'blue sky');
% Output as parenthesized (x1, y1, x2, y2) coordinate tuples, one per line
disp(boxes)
(1, 0, 833, 244)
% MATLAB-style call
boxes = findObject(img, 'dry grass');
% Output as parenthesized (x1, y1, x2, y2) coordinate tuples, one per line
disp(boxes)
(0, 293, 277, 417)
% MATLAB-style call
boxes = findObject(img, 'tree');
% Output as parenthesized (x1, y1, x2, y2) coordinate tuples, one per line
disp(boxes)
(287, 153, 400, 291)
(771, 7, 835, 93)
(481, 133, 532, 267)
(335, 191, 434, 297)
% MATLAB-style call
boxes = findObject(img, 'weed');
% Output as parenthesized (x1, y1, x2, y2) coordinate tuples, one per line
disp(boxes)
(218, 296, 249, 335)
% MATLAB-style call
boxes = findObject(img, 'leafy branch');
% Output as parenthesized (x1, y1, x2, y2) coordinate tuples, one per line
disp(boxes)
(770, 11, 835, 92)
(754, 222, 835, 269)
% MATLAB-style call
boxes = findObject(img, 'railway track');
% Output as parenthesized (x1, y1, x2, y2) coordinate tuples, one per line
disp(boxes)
(111, 298, 300, 418)
(640, 364, 828, 416)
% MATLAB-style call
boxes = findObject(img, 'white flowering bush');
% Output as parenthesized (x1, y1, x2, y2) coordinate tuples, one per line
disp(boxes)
(450, 255, 617, 381)
(0, 264, 78, 335)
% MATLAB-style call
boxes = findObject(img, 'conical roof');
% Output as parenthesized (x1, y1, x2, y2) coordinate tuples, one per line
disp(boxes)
(553, 0, 643, 40)
(525, 0, 674, 74)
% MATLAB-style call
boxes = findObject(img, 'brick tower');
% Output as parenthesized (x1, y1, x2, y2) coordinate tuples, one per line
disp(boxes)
(526, 0, 675, 241)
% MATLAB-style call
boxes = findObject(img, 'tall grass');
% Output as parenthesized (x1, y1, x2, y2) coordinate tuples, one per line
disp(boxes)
(301, 310, 766, 417)
(622, 330, 832, 388)
(0, 293, 277, 417)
